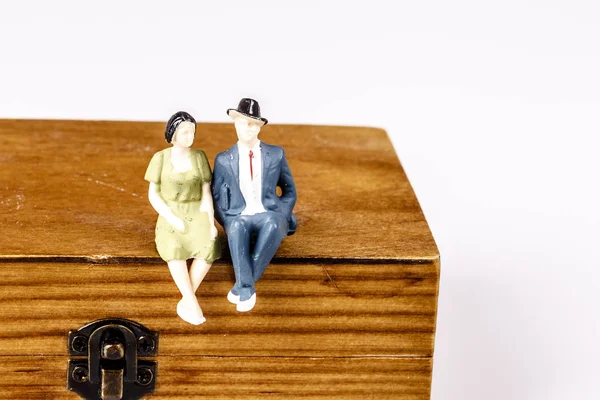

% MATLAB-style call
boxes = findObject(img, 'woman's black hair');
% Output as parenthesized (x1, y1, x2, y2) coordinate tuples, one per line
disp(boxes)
(165, 111, 196, 143)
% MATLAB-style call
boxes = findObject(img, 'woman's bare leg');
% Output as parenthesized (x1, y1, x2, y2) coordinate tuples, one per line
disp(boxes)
(190, 258, 212, 293)
(167, 260, 205, 325)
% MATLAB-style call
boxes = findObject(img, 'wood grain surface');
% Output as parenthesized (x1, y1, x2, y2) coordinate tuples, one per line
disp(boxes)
(0, 119, 438, 261)
(0, 356, 432, 399)
(0, 261, 438, 357)
(0, 119, 439, 398)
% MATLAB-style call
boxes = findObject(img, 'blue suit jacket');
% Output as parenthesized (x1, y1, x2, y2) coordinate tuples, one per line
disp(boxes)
(212, 142, 297, 235)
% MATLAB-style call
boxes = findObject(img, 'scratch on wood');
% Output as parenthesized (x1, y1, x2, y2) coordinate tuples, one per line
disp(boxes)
(86, 178, 140, 197)
(322, 265, 342, 293)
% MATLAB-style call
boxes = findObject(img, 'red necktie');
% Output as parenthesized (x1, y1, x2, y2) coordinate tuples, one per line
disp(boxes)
(249, 150, 254, 180)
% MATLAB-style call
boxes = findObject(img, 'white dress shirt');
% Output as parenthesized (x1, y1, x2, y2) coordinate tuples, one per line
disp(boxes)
(238, 141, 266, 216)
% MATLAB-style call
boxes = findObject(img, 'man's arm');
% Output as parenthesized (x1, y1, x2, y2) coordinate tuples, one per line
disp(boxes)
(211, 155, 227, 227)
(277, 149, 297, 231)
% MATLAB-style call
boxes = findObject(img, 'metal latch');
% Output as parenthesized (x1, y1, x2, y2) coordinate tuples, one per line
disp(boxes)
(67, 319, 159, 400)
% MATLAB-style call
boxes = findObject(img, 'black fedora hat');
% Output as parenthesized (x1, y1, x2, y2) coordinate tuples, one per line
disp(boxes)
(227, 98, 268, 126)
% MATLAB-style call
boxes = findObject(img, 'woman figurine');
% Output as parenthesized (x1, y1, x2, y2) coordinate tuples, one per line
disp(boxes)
(144, 111, 220, 325)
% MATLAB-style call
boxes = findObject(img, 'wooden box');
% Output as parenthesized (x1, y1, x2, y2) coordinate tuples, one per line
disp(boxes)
(0, 120, 439, 399)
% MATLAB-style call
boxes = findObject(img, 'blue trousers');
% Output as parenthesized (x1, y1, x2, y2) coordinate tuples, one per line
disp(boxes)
(225, 211, 288, 301)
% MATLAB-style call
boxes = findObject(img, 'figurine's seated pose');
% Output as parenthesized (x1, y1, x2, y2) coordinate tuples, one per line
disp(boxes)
(145, 112, 221, 325)
(212, 98, 297, 312)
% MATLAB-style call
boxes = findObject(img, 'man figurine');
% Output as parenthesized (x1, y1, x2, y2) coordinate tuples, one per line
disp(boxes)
(212, 98, 297, 312)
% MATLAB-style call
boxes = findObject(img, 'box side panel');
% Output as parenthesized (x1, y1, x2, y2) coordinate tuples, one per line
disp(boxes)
(0, 356, 432, 400)
(0, 262, 438, 357)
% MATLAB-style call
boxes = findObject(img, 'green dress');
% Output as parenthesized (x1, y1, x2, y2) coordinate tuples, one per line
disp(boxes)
(144, 148, 221, 263)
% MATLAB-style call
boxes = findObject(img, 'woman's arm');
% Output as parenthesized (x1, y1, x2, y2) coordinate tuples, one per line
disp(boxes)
(199, 181, 218, 239)
(148, 182, 185, 232)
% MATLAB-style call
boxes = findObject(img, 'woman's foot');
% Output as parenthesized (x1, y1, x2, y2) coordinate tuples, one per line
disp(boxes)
(177, 299, 206, 325)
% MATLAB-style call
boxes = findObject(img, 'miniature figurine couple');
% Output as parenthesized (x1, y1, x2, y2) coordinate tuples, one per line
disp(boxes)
(144, 98, 297, 325)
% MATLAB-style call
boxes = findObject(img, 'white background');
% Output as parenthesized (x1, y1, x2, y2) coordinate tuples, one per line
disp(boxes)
(2, 1, 599, 399)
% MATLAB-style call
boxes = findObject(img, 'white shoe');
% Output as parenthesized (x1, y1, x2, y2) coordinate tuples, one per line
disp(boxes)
(227, 290, 241, 304)
(236, 293, 256, 312)
(177, 300, 206, 325)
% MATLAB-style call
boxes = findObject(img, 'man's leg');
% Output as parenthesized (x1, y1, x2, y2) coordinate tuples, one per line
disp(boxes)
(226, 216, 255, 301)
(252, 212, 288, 282)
